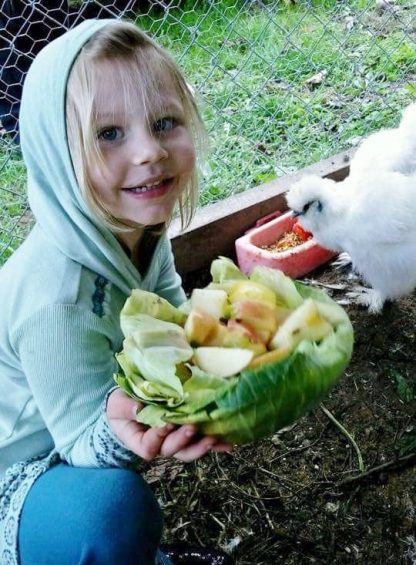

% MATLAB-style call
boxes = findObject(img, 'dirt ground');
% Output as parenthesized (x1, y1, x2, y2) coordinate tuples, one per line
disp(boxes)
(144, 259, 416, 565)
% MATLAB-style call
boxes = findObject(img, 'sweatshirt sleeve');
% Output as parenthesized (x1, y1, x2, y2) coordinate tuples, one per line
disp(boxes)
(13, 304, 138, 468)
(153, 236, 186, 307)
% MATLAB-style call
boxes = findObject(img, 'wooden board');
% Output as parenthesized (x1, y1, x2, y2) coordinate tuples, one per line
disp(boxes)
(169, 149, 352, 277)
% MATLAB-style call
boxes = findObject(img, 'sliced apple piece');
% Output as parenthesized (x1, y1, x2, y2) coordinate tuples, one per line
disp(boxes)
(193, 347, 254, 378)
(221, 320, 267, 356)
(229, 280, 276, 307)
(231, 299, 278, 344)
(250, 266, 303, 309)
(208, 320, 266, 356)
(248, 346, 291, 369)
(269, 298, 333, 351)
(204, 323, 228, 347)
(191, 288, 229, 320)
(184, 307, 221, 346)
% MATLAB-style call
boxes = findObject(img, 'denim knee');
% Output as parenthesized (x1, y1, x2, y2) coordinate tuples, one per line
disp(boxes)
(79, 468, 164, 563)
(19, 465, 164, 565)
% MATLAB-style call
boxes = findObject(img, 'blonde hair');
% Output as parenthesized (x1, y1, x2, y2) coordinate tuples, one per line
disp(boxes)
(66, 21, 207, 232)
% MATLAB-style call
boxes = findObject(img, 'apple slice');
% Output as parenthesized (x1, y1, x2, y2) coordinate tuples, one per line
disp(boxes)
(193, 347, 254, 378)
(206, 321, 266, 356)
(248, 346, 291, 369)
(231, 299, 278, 344)
(222, 320, 267, 356)
(269, 298, 333, 351)
(184, 307, 220, 346)
(191, 288, 229, 320)
(229, 280, 276, 307)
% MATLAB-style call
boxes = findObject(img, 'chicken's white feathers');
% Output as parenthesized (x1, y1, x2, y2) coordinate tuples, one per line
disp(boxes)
(349, 102, 416, 177)
(286, 169, 416, 312)
(286, 174, 352, 252)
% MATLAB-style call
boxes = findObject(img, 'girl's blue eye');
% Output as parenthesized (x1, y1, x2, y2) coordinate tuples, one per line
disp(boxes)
(97, 127, 123, 142)
(154, 117, 176, 133)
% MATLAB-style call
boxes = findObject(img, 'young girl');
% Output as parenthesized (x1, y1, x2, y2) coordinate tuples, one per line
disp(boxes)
(0, 19, 233, 565)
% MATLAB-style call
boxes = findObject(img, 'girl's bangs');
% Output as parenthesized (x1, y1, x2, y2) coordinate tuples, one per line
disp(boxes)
(90, 53, 186, 134)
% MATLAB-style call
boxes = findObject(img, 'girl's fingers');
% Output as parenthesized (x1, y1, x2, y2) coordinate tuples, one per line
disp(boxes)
(136, 424, 176, 461)
(159, 426, 233, 461)
(107, 391, 233, 462)
(173, 435, 217, 463)
(174, 438, 232, 462)
(210, 442, 233, 453)
(159, 425, 198, 458)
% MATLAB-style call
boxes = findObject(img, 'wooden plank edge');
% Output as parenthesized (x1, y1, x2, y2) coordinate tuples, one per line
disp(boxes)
(169, 148, 353, 277)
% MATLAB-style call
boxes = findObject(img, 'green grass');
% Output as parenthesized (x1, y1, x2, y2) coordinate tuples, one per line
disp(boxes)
(0, 146, 29, 263)
(387, 367, 416, 456)
(1, 0, 416, 263)
(136, 0, 416, 203)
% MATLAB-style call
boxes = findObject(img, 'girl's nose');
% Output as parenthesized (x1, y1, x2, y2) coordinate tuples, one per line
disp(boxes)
(130, 131, 168, 165)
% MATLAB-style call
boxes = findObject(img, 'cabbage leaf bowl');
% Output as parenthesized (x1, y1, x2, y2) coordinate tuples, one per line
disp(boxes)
(114, 258, 354, 445)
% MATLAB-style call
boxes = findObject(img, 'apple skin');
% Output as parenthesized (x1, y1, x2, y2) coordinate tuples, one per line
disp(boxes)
(207, 319, 267, 356)
(184, 307, 221, 346)
(193, 346, 254, 378)
(229, 280, 276, 307)
(231, 299, 278, 344)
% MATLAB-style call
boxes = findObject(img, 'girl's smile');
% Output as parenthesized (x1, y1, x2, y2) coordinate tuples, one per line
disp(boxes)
(122, 177, 175, 198)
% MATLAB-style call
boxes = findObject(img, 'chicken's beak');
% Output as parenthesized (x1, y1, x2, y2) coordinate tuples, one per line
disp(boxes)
(292, 210, 301, 218)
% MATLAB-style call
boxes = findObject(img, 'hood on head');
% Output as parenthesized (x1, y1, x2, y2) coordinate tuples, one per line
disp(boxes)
(20, 19, 145, 294)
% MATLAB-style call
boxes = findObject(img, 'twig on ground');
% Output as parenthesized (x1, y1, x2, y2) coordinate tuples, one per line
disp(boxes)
(320, 403, 365, 473)
(336, 452, 416, 486)
(282, 448, 416, 497)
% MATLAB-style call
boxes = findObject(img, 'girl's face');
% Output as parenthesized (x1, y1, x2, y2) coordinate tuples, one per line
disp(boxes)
(88, 62, 196, 249)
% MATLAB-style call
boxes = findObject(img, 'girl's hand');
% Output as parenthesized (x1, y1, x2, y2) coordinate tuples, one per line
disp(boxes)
(106, 388, 232, 463)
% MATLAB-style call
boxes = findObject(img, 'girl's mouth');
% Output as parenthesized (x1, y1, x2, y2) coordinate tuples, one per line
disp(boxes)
(123, 178, 174, 198)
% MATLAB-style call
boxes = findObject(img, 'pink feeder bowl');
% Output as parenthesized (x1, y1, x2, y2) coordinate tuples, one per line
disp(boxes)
(235, 210, 337, 278)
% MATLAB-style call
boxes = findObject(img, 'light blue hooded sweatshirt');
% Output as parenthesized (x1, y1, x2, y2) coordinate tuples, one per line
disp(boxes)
(0, 19, 186, 563)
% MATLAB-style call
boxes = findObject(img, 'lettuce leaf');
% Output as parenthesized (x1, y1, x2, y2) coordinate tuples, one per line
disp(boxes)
(115, 315, 193, 407)
(121, 289, 187, 337)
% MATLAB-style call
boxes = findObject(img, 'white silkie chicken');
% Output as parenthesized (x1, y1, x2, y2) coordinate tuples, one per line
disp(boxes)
(286, 171, 416, 313)
(349, 102, 416, 178)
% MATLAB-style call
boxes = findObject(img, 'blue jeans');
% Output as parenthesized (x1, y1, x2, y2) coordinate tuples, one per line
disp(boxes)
(18, 463, 173, 565)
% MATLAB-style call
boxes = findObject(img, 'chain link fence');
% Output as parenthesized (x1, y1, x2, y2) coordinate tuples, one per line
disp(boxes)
(1, 0, 416, 264)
